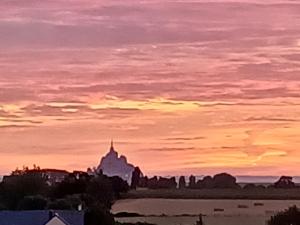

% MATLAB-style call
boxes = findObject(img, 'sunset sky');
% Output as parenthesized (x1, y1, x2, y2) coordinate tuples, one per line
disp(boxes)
(1, 0, 300, 176)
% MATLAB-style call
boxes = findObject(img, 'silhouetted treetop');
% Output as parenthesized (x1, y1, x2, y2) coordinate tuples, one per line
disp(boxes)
(268, 206, 300, 225)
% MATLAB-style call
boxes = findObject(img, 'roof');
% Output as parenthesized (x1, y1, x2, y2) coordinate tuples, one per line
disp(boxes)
(40, 169, 69, 174)
(45, 215, 70, 225)
(0, 210, 84, 225)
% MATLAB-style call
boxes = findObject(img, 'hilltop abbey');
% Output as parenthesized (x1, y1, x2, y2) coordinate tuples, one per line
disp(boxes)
(96, 141, 135, 183)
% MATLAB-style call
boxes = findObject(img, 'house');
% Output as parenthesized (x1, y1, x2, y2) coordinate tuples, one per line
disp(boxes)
(0, 210, 84, 225)
(41, 169, 69, 185)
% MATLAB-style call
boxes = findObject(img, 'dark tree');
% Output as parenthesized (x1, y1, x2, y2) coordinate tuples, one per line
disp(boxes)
(0, 203, 6, 210)
(86, 176, 114, 209)
(0, 171, 48, 209)
(50, 173, 89, 199)
(188, 175, 196, 189)
(268, 206, 300, 225)
(243, 183, 257, 190)
(146, 176, 177, 189)
(197, 176, 214, 189)
(274, 176, 296, 189)
(109, 176, 129, 197)
(148, 176, 158, 189)
(17, 195, 48, 210)
(179, 176, 186, 189)
(203, 176, 213, 188)
(138, 176, 149, 188)
(131, 167, 142, 189)
(84, 204, 115, 225)
(212, 173, 238, 189)
(48, 199, 73, 210)
(157, 177, 177, 189)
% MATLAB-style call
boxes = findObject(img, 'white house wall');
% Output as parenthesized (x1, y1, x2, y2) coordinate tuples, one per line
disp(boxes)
(45, 217, 67, 225)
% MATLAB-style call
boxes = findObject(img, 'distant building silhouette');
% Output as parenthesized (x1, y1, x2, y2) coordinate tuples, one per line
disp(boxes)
(41, 169, 69, 185)
(97, 141, 135, 183)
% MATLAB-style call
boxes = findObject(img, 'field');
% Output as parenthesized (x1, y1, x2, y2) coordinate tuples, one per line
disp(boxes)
(122, 188, 300, 200)
(112, 198, 300, 225)
(115, 189, 300, 225)
(115, 215, 265, 225)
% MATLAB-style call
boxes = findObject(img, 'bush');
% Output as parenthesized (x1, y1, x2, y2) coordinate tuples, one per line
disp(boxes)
(243, 184, 256, 190)
(212, 173, 239, 189)
(84, 204, 115, 225)
(114, 212, 144, 217)
(109, 176, 129, 197)
(48, 199, 73, 210)
(86, 176, 114, 209)
(17, 195, 48, 210)
(274, 176, 296, 189)
(188, 175, 196, 189)
(0, 173, 48, 209)
(268, 206, 300, 225)
(179, 176, 186, 189)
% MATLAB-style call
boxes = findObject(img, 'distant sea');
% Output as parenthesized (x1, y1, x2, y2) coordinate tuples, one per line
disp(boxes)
(172, 176, 300, 184)
(236, 176, 300, 184)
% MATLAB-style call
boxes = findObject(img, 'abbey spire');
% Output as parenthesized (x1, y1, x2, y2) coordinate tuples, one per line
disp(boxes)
(110, 139, 115, 152)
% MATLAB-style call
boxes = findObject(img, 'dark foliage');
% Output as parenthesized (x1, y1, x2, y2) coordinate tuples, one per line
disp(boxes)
(187, 173, 239, 189)
(17, 195, 48, 210)
(147, 176, 158, 189)
(131, 167, 142, 190)
(274, 176, 296, 189)
(50, 173, 90, 199)
(138, 176, 148, 188)
(0, 166, 131, 225)
(48, 199, 73, 210)
(243, 183, 266, 190)
(116, 223, 156, 225)
(0, 171, 48, 209)
(109, 176, 129, 198)
(84, 204, 115, 225)
(179, 176, 186, 189)
(188, 175, 196, 189)
(114, 212, 144, 218)
(157, 177, 177, 189)
(243, 183, 257, 190)
(146, 176, 177, 189)
(197, 176, 214, 189)
(0, 203, 6, 210)
(86, 176, 114, 209)
(212, 173, 239, 189)
(268, 206, 300, 225)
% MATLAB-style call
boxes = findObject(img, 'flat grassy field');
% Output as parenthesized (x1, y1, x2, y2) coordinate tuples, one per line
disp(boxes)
(112, 198, 300, 225)
(122, 188, 300, 200)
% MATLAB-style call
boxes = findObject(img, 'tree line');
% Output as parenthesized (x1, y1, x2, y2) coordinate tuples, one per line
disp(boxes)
(131, 168, 298, 190)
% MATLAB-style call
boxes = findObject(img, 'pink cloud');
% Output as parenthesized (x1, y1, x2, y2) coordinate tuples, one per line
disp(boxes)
(0, 0, 300, 175)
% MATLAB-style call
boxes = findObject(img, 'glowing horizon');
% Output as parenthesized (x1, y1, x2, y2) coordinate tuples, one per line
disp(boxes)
(1, 0, 300, 176)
